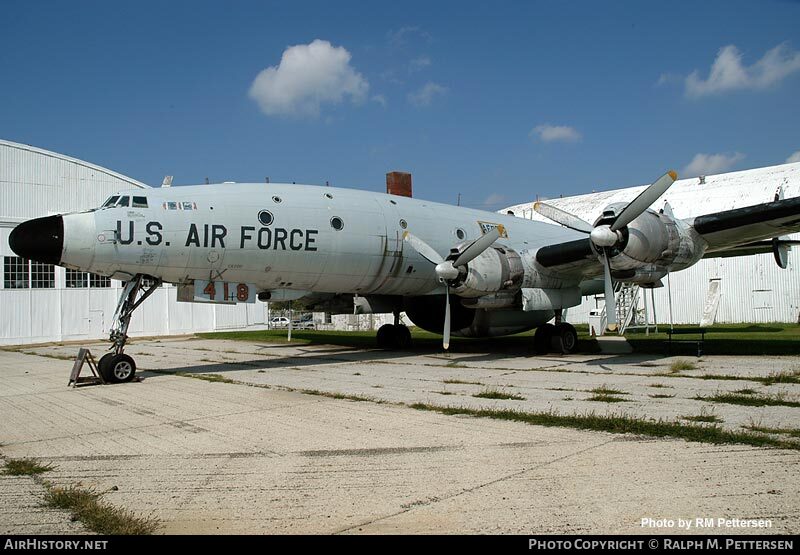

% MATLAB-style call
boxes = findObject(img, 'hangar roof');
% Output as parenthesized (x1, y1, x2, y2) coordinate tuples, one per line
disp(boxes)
(0, 139, 150, 223)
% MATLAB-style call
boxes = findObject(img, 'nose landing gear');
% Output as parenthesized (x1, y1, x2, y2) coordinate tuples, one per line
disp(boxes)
(98, 274, 161, 383)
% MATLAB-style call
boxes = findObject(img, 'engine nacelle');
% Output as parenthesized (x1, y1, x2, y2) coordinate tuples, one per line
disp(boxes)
(608, 209, 705, 276)
(452, 245, 524, 297)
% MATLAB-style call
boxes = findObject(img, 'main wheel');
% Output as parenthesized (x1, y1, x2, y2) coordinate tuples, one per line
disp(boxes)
(554, 323, 579, 354)
(394, 324, 412, 349)
(102, 354, 137, 384)
(376, 324, 396, 349)
(533, 323, 555, 355)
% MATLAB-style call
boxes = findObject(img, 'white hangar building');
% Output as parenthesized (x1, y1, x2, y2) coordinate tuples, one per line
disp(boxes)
(503, 163, 800, 328)
(0, 139, 269, 346)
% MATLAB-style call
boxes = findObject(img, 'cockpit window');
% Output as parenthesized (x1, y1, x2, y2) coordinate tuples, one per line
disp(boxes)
(116, 196, 130, 207)
(102, 195, 120, 208)
(132, 196, 148, 208)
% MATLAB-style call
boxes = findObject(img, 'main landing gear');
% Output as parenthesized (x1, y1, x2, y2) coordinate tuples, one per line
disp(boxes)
(533, 310, 578, 355)
(376, 311, 412, 350)
(98, 274, 161, 384)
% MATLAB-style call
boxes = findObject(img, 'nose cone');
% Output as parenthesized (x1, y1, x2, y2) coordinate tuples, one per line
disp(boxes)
(9, 215, 64, 265)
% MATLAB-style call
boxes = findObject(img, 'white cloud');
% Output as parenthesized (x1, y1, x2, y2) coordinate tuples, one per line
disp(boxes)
(787, 150, 800, 164)
(387, 26, 431, 48)
(530, 124, 582, 143)
(484, 193, 506, 207)
(409, 56, 432, 73)
(683, 152, 745, 177)
(408, 82, 447, 107)
(685, 43, 800, 98)
(248, 39, 369, 117)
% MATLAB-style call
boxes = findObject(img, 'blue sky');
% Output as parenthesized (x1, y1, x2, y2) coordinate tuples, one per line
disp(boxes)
(2, 0, 799, 210)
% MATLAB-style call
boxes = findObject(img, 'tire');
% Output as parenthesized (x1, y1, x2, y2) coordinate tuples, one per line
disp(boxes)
(104, 354, 136, 384)
(533, 323, 555, 355)
(97, 353, 114, 382)
(376, 324, 396, 349)
(555, 323, 579, 354)
(394, 324, 412, 349)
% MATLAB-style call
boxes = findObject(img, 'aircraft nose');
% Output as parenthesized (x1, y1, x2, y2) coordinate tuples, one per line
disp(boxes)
(8, 215, 64, 265)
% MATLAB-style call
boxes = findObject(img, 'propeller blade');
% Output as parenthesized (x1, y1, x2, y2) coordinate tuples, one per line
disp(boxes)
(453, 225, 505, 267)
(403, 231, 445, 265)
(602, 250, 617, 331)
(443, 286, 451, 351)
(611, 171, 677, 232)
(533, 202, 593, 233)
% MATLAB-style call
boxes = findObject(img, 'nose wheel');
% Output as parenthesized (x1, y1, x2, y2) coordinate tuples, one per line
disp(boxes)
(100, 274, 160, 384)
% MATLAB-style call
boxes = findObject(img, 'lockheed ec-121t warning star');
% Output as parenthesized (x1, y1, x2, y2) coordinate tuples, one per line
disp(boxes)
(8, 169, 800, 383)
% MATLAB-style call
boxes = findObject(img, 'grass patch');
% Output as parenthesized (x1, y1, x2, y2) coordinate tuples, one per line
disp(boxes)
(443, 379, 484, 385)
(3, 458, 54, 476)
(298, 389, 383, 403)
(681, 413, 723, 424)
(406, 403, 799, 450)
(472, 388, 525, 401)
(589, 385, 626, 395)
(764, 368, 800, 386)
(695, 392, 800, 408)
(43, 484, 158, 535)
(586, 385, 627, 403)
(175, 372, 235, 384)
(742, 425, 800, 438)
(670, 360, 697, 373)
(625, 324, 800, 356)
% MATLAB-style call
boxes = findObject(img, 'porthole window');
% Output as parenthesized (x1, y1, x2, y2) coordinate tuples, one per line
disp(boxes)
(399, 219, 408, 229)
(258, 210, 274, 226)
(456, 228, 466, 240)
(272, 195, 282, 203)
(330, 216, 344, 231)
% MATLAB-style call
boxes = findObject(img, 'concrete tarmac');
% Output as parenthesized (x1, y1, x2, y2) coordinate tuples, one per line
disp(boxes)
(1, 337, 798, 534)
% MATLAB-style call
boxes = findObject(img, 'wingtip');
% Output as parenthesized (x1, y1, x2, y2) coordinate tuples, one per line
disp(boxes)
(668, 170, 678, 181)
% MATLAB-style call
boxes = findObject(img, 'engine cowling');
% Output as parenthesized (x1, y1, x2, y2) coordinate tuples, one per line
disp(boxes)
(604, 208, 705, 281)
(450, 245, 524, 298)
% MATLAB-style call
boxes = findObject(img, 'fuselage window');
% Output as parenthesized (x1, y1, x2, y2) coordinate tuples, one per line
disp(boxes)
(132, 196, 148, 208)
(102, 195, 120, 208)
(116, 196, 130, 207)
(258, 210, 274, 226)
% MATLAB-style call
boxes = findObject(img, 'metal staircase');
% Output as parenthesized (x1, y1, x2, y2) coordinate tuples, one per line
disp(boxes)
(598, 282, 642, 334)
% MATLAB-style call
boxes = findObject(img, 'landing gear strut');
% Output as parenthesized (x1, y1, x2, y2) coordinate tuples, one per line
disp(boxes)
(376, 311, 412, 350)
(98, 274, 161, 383)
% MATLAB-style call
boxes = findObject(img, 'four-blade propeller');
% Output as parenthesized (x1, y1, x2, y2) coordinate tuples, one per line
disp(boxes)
(403, 225, 505, 350)
(534, 171, 677, 331)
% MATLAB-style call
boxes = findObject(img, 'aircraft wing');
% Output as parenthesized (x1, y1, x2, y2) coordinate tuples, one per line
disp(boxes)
(692, 196, 800, 254)
(534, 196, 800, 278)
